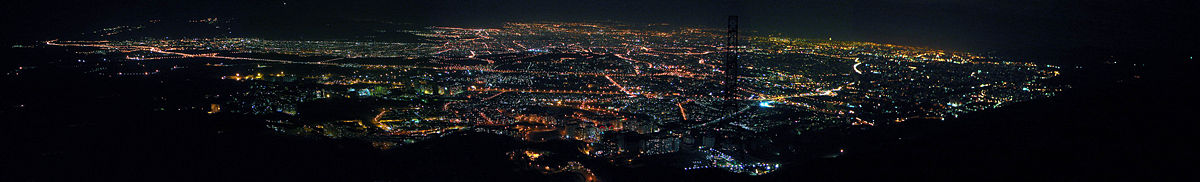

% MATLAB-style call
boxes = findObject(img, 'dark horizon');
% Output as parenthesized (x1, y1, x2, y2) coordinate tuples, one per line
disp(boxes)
(5, 0, 1197, 62)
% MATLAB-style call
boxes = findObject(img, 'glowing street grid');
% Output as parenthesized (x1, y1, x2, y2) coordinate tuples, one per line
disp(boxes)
(47, 21, 1062, 177)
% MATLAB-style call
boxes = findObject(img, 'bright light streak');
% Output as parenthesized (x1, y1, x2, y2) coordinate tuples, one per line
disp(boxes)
(759, 101, 775, 108)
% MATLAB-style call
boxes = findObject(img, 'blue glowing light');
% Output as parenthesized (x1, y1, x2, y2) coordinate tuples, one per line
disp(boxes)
(759, 101, 775, 108)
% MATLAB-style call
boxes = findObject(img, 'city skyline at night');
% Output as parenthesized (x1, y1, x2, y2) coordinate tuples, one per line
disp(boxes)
(3, 1, 1196, 181)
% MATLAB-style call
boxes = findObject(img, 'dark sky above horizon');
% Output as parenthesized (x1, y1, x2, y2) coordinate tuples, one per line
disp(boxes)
(4, 0, 1197, 61)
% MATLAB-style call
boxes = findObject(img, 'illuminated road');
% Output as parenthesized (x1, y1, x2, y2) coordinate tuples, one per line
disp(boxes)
(605, 75, 639, 97)
(468, 87, 624, 95)
(852, 58, 863, 74)
(46, 40, 332, 65)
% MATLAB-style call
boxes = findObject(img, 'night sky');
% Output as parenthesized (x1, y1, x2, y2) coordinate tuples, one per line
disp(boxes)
(4, 0, 1198, 61)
